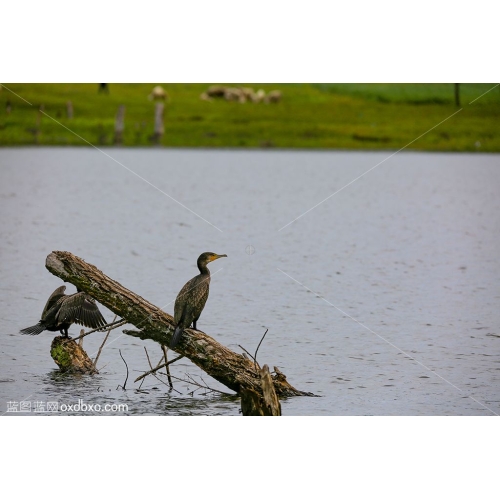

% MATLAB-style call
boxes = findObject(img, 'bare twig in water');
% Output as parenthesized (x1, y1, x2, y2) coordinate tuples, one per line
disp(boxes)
(93, 314, 117, 369)
(254, 328, 269, 371)
(117, 349, 129, 390)
(134, 354, 184, 383)
(239, 329, 270, 372)
(73, 319, 127, 342)
(142, 346, 182, 393)
(172, 372, 234, 397)
(155, 355, 164, 370)
(161, 345, 174, 389)
(199, 375, 217, 396)
(78, 329, 84, 347)
(137, 362, 159, 391)
(185, 372, 202, 396)
(144, 346, 154, 371)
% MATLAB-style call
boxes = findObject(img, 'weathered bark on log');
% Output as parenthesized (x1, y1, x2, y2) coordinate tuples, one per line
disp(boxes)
(45, 251, 316, 398)
(50, 337, 97, 374)
(240, 364, 282, 416)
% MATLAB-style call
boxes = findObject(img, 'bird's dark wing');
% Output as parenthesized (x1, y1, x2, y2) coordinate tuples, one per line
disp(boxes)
(57, 292, 107, 329)
(174, 275, 210, 328)
(42, 296, 66, 325)
(41, 286, 67, 318)
(174, 277, 198, 324)
(189, 283, 209, 323)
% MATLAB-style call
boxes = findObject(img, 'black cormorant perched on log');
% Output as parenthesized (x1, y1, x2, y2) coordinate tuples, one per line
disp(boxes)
(170, 252, 227, 348)
(20, 285, 107, 338)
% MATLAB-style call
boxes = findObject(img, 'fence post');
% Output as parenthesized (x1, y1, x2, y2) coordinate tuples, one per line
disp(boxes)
(114, 105, 126, 144)
(153, 103, 164, 145)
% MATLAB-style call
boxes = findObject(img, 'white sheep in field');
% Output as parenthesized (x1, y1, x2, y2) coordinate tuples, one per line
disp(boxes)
(241, 87, 255, 99)
(224, 87, 245, 102)
(206, 85, 226, 98)
(264, 90, 282, 103)
(199, 86, 282, 104)
(148, 85, 168, 101)
(251, 89, 266, 103)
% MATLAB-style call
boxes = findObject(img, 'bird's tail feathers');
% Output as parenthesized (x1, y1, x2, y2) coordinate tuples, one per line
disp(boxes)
(170, 326, 184, 348)
(20, 323, 46, 335)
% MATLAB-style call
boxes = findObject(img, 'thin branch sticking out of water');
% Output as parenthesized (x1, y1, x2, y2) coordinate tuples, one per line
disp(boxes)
(254, 328, 269, 371)
(93, 314, 116, 369)
(238, 328, 269, 372)
(117, 349, 129, 390)
(161, 345, 174, 389)
(142, 346, 182, 393)
(134, 354, 184, 383)
(173, 372, 234, 397)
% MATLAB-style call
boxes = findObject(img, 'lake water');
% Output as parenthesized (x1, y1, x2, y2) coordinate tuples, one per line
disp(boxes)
(1, 147, 499, 415)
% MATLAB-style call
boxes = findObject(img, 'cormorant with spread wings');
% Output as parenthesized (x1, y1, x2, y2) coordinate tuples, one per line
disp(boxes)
(20, 286, 107, 338)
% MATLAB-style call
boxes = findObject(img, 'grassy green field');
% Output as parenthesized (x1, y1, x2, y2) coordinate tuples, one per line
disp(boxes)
(1, 83, 499, 151)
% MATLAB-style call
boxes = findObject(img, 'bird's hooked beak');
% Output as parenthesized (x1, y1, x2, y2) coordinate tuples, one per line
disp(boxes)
(210, 254, 227, 261)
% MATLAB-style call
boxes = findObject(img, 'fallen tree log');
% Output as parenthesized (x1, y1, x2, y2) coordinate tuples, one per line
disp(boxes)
(45, 251, 316, 398)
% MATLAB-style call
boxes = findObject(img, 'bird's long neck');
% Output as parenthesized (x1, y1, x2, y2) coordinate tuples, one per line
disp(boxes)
(197, 260, 210, 276)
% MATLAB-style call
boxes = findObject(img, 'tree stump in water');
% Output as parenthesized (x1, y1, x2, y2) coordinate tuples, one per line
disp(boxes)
(240, 365, 282, 416)
(50, 336, 97, 374)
